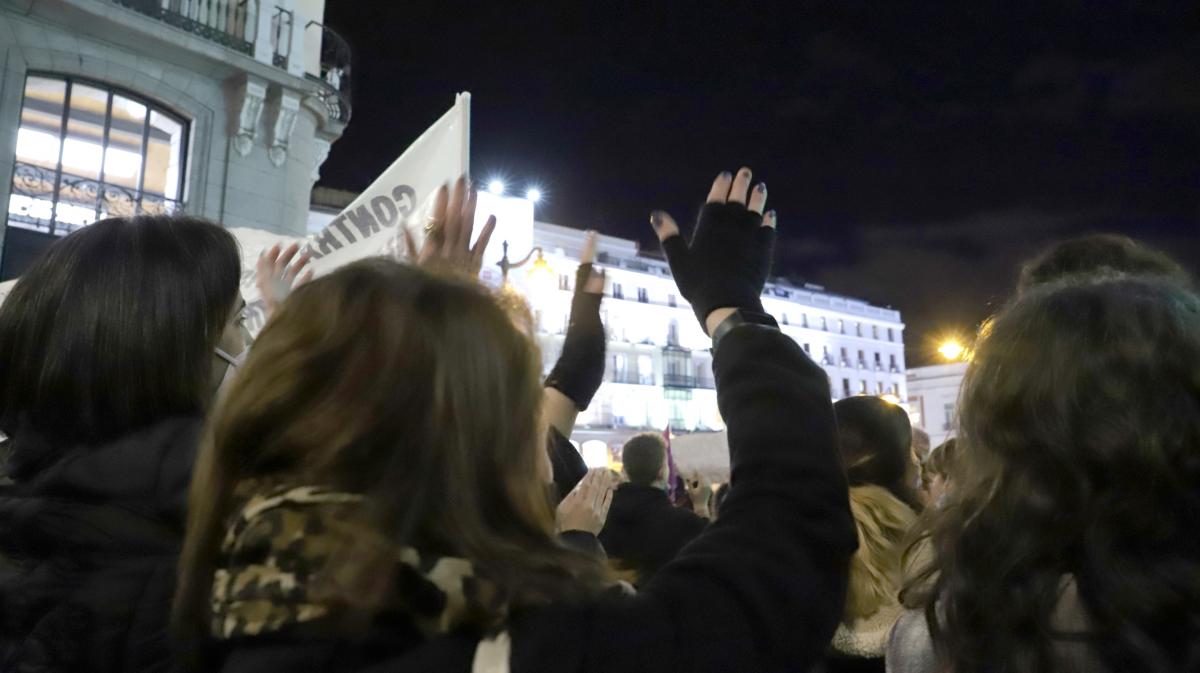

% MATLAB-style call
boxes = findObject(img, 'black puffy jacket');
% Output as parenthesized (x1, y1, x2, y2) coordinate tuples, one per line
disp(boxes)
(0, 417, 201, 673)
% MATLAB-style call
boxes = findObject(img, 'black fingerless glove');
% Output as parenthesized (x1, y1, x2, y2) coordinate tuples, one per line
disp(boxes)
(658, 202, 776, 328)
(544, 262, 606, 410)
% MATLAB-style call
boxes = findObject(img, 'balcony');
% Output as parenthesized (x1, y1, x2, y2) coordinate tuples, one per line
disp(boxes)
(109, 2, 353, 123)
(9, 162, 182, 236)
(115, 0, 258, 55)
(305, 21, 352, 123)
(663, 372, 697, 388)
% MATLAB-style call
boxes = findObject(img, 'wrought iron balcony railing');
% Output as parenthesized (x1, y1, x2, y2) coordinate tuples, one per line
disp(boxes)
(114, 0, 259, 56)
(305, 21, 352, 123)
(8, 162, 183, 236)
(663, 373, 698, 388)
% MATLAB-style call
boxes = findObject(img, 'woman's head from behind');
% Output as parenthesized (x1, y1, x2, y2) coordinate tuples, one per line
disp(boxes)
(177, 259, 607, 645)
(924, 274, 1200, 672)
(0, 216, 240, 470)
(833, 395, 920, 511)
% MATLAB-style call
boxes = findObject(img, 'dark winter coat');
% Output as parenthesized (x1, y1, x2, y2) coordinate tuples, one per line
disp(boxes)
(0, 417, 201, 673)
(216, 324, 858, 673)
(597, 483, 707, 584)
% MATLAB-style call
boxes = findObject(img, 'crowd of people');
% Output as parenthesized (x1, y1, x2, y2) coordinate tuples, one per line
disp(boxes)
(0, 167, 1196, 673)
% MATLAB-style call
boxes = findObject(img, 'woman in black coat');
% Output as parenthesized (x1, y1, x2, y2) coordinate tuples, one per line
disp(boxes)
(174, 170, 858, 673)
(0, 216, 245, 673)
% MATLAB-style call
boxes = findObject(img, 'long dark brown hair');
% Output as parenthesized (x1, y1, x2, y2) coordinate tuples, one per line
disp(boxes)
(0, 216, 239, 470)
(174, 259, 610, 650)
(905, 274, 1200, 672)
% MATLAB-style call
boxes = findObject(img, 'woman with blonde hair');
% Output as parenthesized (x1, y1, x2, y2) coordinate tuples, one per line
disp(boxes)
(819, 396, 921, 673)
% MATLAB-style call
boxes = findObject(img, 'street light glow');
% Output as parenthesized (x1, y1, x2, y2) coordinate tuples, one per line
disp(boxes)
(938, 340, 966, 361)
(525, 187, 542, 203)
(488, 179, 505, 195)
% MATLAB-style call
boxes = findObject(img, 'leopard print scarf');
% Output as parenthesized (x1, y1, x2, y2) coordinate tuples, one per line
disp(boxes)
(210, 484, 507, 640)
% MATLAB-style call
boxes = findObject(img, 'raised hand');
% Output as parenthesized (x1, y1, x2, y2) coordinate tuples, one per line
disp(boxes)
(404, 176, 497, 277)
(686, 471, 713, 517)
(256, 242, 314, 317)
(651, 168, 777, 334)
(556, 468, 618, 535)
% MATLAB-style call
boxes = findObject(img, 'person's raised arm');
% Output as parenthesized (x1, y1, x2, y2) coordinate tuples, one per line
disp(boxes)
(543, 231, 607, 438)
(510, 168, 857, 673)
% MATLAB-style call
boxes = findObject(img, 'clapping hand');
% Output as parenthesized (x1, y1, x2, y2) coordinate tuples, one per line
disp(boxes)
(556, 468, 618, 535)
(256, 242, 314, 318)
(404, 176, 497, 277)
(651, 168, 776, 335)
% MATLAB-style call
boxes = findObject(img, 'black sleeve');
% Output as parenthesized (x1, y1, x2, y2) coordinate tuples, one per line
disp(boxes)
(511, 325, 857, 673)
(557, 531, 607, 560)
(548, 427, 587, 503)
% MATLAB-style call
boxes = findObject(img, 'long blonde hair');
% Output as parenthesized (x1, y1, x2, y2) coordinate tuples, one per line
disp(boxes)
(845, 484, 918, 622)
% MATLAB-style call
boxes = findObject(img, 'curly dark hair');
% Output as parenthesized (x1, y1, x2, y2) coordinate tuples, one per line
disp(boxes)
(907, 274, 1200, 672)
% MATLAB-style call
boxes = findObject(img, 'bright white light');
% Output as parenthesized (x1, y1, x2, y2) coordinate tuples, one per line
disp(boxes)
(103, 147, 142, 179)
(16, 128, 60, 162)
(16, 127, 141, 179)
(525, 187, 542, 203)
(581, 440, 610, 469)
(488, 179, 505, 195)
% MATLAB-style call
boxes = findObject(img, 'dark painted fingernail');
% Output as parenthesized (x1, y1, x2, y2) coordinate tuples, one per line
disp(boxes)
(719, 171, 732, 180)
(650, 211, 663, 228)
(756, 182, 767, 193)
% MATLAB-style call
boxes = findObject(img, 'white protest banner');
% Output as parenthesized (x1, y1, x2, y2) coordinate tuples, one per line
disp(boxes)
(230, 92, 472, 334)
(303, 91, 471, 272)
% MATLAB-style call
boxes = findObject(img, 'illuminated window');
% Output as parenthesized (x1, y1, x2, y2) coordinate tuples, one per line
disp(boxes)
(611, 282, 623, 299)
(558, 273, 570, 291)
(637, 287, 648, 303)
(7, 75, 188, 236)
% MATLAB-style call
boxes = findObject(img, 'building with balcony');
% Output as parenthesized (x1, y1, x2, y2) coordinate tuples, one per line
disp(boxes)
(521, 220, 909, 449)
(0, 0, 350, 278)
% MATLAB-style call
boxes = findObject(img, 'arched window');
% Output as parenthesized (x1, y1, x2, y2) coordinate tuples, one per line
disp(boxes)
(7, 74, 188, 236)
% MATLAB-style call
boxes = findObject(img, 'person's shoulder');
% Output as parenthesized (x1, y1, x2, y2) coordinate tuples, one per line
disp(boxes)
(885, 609, 936, 673)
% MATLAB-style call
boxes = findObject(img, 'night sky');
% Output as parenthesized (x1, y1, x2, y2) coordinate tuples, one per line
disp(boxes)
(320, 2, 1199, 364)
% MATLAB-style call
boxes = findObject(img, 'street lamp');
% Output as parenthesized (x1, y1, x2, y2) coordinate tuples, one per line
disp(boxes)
(497, 240, 554, 285)
(488, 179, 505, 195)
(525, 187, 542, 203)
(937, 340, 966, 361)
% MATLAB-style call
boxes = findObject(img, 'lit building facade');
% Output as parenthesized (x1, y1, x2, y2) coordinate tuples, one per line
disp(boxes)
(906, 361, 968, 448)
(517, 220, 908, 448)
(0, 0, 350, 278)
